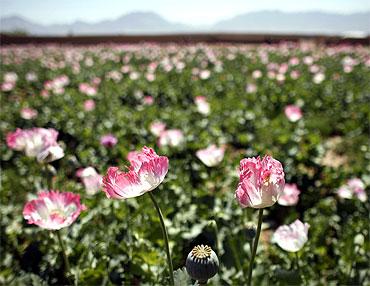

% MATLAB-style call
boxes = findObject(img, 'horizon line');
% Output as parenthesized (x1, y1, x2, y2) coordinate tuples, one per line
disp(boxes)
(2, 9, 370, 27)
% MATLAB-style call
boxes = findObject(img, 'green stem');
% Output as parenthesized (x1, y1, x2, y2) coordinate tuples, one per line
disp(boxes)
(148, 192, 174, 286)
(56, 230, 71, 281)
(247, 208, 264, 286)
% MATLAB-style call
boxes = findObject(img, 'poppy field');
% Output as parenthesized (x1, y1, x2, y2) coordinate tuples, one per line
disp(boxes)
(1, 42, 369, 285)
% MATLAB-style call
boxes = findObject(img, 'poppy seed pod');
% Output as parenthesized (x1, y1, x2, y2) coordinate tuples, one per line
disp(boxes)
(186, 245, 219, 284)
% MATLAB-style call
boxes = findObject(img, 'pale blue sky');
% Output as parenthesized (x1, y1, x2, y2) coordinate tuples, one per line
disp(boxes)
(1, 0, 369, 25)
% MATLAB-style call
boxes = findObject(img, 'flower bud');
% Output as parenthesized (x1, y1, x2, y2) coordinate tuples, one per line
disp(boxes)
(186, 245, 219, 284)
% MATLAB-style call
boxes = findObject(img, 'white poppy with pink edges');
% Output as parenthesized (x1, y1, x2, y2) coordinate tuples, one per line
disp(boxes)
(194, 96, 210, 115)
(158, 129, 185, 147)
(235, 155, 285, 209)
(20, 108, 38, 120)
(23, 191, 86, 230)
(80, 167, 103, 195)
(196, 145, 225, 167)
(272, 219, 310, 252)
(149, 121, 166, 137)
(102, 146, 169, 199)
(278, 183, 301, 206)
(6, 128, 64, 162)
(284, 105, 303, 122)
(337, 178, 367, 202)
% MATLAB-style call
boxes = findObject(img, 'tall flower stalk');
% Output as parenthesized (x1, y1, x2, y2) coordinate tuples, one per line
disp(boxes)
(102, 146, 172, 283)
(149, 192, 174, 285)
(23, 191, 86, 284)
(235, 155, 285, 284)
(247, 209, 263, 286)
(56, 230, 71, 279)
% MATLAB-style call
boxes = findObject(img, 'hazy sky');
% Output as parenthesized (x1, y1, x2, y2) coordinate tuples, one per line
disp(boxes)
(1, 0, 370, 25)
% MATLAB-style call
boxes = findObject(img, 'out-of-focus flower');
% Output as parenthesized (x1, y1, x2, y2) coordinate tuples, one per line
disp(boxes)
(100, 134, 118, 148)
(23, 190, 86, 230)
(20, 108, 38, 120)
(278, 183, 301, 206)
(158, 129, 185, 147)
(79, 83, 97, 96)
(4, 72, 18, 83)
(252, 70, 262, 79)
(143, 96, 154, 105)
(44, 75, 69, 94)
(290, 70, 300, 79)
(246, 83, 257, 93)
(195, 96, 210, 115)
(1, 82, 15, 91)
(235, 155, 285, 208)
(150, 121, 166, 137)
(80, 167, 102, 195)
(272, 219, 310, 252)
(186, 245, 219, 284)
(129, 71, 140, 80)
(199, 70, 211, 79)
(196, 145, 225, 167)
(102, 146, 169, 199)
(83, 99, 96, 111)
(337, 178, 367, 202)
(313, 72, 325, 84)
(6, 128, 64, 162)
(37, 145, 65, 163)
(26, 72, 38, 82)
(284, 105, 303, 122)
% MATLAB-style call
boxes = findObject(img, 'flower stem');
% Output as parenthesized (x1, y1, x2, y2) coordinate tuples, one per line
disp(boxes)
(247, 208, 264, 286)
(56, 230, 71, 282)
(148, 192, 174, 286)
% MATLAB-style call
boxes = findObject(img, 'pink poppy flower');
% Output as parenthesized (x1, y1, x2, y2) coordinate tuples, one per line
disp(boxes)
(83, 99, 96, 111)
(143, 96, 154, 105)
(79, 83, 97, 96)
(102, 146, 169, 199)
(158, 129, 185, 147)
(235, 155, 285, 208)
(80, 167, 102, 195)
(23, 190, 86, 230)
(196, 145, 225, 167)
(1, 81, 15, 91)
(337, 178, 367, 202)
(6, 128, 64, 162)
(278, 183, 301, 206)
(100, 134, 118, 148)
(284, 105, 303, 122)
(20, 108, 38, 120)
(194, 96, 210, 115)
(149, 121, 166, 137)
(272, 219, 310, 252)
(246, 83, 257, 93)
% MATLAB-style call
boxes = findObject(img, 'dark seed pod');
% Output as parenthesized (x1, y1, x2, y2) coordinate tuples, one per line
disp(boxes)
(185, 245, 219, 284)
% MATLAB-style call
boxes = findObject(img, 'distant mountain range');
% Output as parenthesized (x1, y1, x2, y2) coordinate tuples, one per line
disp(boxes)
(1, 11, 369, 35)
